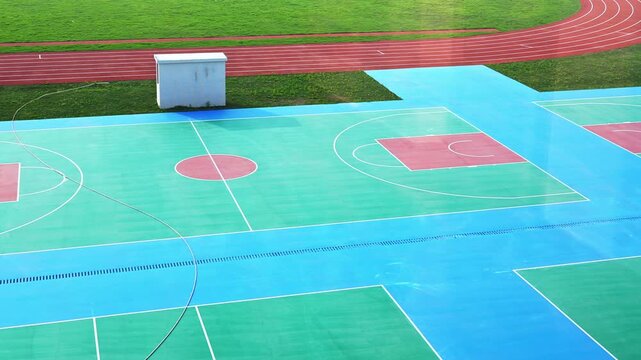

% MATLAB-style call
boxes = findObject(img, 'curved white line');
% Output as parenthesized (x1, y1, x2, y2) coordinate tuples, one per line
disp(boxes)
(447, 140, 495, 158)
(333, 113, 576, 200)
(20, 166, 68, 197)
(0, 141, 83, 236)
(351, 143, 404, 168)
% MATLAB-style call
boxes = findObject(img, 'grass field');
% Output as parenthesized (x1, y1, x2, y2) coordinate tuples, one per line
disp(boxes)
(0, 32, 490, 55)
(0, 73, 399, 121)
(0, 0, 579, 43)
(489, 44, 641, 91)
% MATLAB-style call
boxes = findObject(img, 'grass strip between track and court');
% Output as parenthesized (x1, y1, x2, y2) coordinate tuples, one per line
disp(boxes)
(0, 286, 440, 360)
(490, 43, 641, 91)
(0, 72, 400, 121)
(516, 256, 641, 360)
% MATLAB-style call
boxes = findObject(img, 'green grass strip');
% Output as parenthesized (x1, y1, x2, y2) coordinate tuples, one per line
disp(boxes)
(0, 0, 579, 43)
(490, 44, 641, 91)
(0, 32, 486, 54)
(0, 72, 400, 121)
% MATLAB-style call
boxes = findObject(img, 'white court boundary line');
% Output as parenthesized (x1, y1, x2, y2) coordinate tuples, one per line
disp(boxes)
(195, 306, 216, 360)
(512, 270, 617, 359)
(0, 106, 448, 134)
(514, 253, 641, 272)
(536, 94, 641, 103)
(0, 197, 587, 257)
(190, 121, 253, 231)
(93, 318, 101, 360)
(381, 286, 443, 360)
(540, 102, 641, 108)
(0, 285, 441, 359)
(534, 100, 641, 157)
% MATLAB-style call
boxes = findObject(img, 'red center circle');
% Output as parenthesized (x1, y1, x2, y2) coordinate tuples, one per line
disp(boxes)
(175, 155, 257, 181)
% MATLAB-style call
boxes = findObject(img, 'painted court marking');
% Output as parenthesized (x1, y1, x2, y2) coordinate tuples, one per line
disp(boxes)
(511, 254, 641, 360)
(381, 286, 443, 360)
(534, 99, 641, 156)
(351, 143, 404, 168)
(334, 110, 582, 200)
(175, 154, 258, 181)
(0, 284, 440, 359)
(377, 133, 525, 171)
(0, 141, 84, 237)
(189, 121, 253, 231)
(0, 163, 20, 203)
(585, 122, 641, 153)
(0, 284, 442, 358)
(195, 306, 216, 360)
(93, 317, 101, 360)
(0, 107, 589, 256)
(513, 270, 617, 359)
(19, 166, 67, 197)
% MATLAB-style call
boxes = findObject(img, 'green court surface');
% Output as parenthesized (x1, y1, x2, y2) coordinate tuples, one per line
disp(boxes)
(517, 256, 641, 359)
(537, 95, 641, 156)
(0, 108, 585, 254)
(0, 286, 438, 360)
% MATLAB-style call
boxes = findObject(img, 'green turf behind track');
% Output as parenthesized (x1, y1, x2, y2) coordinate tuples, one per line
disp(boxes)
(0, 109, 584, 254)
(0, 0, 579, 43)
(519, 257, 641, 359)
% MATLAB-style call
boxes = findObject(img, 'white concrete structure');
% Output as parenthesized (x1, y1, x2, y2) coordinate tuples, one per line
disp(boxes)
(154, 53, 227, 109)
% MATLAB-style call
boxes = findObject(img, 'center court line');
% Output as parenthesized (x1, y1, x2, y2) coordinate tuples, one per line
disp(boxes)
(189, 121, 253, 231)
(196, 306, 216, 360)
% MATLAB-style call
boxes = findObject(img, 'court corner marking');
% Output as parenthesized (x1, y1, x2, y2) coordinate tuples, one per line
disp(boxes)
(512, 270, 617, 359)
(381, 285, 443, 360)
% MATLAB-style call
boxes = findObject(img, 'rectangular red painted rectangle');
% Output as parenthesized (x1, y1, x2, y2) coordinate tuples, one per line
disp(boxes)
(584, 122, 641, 153)
(0, 163, 20, 203)
(377, 133, 525, 171)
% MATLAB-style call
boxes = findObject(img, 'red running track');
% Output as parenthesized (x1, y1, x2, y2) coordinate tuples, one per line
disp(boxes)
(0, 0, 640, 85)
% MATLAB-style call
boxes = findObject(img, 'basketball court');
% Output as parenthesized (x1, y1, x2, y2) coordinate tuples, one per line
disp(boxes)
(1, 65, 640, 359)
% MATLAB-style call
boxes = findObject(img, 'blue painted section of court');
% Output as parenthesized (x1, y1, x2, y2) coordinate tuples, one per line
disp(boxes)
(2, 66, 641, 359)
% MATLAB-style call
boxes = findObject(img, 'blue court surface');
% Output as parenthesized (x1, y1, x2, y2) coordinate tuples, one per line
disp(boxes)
(1, 66, 641, 359)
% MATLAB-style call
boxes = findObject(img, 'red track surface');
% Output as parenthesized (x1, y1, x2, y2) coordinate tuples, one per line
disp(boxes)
(0, 0, 640, 85)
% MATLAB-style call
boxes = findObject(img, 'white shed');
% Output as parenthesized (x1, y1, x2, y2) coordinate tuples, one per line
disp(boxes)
(154, 52, 228, 109)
